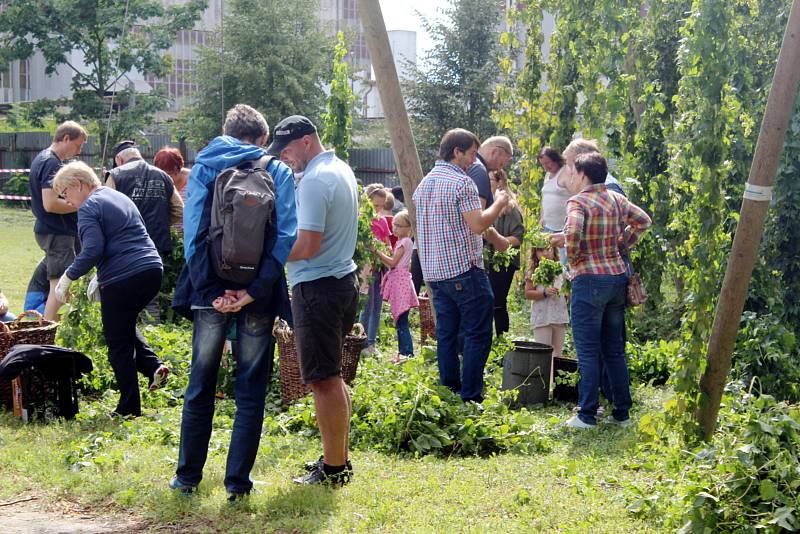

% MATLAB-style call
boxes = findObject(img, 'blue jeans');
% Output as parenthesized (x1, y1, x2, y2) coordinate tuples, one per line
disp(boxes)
(396, 311, 413, 356)
(359, 269, 383, 346)
(175, 308, 274, 493)
(570, 273, 631, 424)
(428, 266, 494, 402)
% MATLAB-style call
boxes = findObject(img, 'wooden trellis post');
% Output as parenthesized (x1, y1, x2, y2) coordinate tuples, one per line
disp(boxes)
(357, 0, 424, 223)
(697, 0, 800, 440)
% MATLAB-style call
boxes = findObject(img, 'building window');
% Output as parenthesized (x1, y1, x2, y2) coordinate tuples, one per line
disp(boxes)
(145, 29, 212, 111)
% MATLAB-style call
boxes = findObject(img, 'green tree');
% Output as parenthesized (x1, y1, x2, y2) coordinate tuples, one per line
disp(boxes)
(404, 0, 503, 167)
(174, 0, 330, 146)
(0, 0, 206, 150)
(493, 0, 546, 233)
(321, 31, 355, 161)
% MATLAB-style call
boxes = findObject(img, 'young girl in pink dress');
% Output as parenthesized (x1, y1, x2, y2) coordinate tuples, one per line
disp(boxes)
(376, 210, 419, 364)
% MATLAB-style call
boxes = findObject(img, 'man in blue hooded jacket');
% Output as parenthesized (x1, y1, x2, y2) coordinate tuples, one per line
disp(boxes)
(169, 104, 297, 501)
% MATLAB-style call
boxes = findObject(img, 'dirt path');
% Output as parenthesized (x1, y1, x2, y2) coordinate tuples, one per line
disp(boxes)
(0, 496, 147, 534)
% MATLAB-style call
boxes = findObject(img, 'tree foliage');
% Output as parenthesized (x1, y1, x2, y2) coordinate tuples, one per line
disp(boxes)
(321, 32, 355, 162)
(173, 0, 330, 147)
(0, 0, 206, 148)
(404, 0, 503, 167)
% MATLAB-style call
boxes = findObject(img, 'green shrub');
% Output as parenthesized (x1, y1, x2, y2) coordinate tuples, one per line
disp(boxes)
(276, 341, 552, 457)
(1, 173, 29, 195)
(627, 339, 680, 386)
(733, 312, 800, 402)
(677, 393, 800, 532)
(57, 275, 193, 401)
(157, 229, 185, 323)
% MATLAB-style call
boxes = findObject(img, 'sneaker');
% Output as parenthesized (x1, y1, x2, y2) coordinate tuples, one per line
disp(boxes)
(390, 354, 409, 365)
(604, 415, 632, 427)
(361, 345, 381, 357)
(149, 365, 170, 391)
(293, 461, 352, 487)
(168, 476, 196, 495)
(303, 456, 353, 473)
(564, 415, 596, 429)
(572, 405, 605, 417)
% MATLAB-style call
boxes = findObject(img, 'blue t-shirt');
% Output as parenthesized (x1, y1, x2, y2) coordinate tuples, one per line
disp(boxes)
(29, 148, 78, 236)
(287, 151, 358, 287)
(466, 153, 494, 208)
(66, 187, 162, 286)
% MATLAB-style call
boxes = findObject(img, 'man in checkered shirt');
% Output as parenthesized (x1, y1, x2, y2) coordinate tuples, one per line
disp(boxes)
(413, 129, 510, 402)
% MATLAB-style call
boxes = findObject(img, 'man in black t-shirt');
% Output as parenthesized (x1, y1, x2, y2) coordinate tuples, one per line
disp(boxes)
(28, 120, 87, 320)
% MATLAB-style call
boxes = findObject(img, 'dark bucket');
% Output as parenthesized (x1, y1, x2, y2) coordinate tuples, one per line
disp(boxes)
(502, 340, 553, 407)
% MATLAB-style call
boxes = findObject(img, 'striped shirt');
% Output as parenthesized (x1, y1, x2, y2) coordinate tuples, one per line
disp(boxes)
(565, 184, 652, 276)
(413, 161, 483, 282)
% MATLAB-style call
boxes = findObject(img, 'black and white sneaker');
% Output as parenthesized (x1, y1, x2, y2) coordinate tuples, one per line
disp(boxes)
(294, 461, 352, 487)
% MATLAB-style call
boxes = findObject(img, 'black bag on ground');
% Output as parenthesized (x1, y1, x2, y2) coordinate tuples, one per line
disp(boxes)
(208, 155, 276, 285)
(0, 344, 93, 420)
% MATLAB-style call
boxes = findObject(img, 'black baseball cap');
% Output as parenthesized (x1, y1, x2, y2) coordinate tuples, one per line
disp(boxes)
(110, 140, 137, 168)
(266, 115, 317, 156)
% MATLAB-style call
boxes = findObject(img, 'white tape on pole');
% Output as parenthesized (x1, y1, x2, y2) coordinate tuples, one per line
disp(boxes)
(743, 183, 774, 202)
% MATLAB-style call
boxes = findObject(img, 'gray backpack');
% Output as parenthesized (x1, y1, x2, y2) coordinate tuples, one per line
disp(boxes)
(208, 155, 276, 285)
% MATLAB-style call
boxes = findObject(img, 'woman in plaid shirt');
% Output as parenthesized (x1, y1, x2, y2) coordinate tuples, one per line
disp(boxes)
(562, 152, 651, 429)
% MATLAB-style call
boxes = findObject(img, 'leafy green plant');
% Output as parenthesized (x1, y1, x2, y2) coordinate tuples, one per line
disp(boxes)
(554, 369, 579, 388)
(531, 258, 562, 287)
(0, 173, 28, 195)
(157, 229, 185, 323)
(627, 340, 679, 386)
(484, 247, 519, 272)
(527, 231, 550, 249)
(354, 189, 386, 272)
(732, 312, 800, 402)
(276, 342, 551, 457)
(321, 31, 355, 162)
(678, 394, 800, 532)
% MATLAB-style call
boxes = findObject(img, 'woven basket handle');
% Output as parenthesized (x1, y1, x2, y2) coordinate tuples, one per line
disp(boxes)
(0, 321, 9, 333)
(351, 322, 365, 337)
(11, 310, 46, 326)
(272, 318, 293, 342)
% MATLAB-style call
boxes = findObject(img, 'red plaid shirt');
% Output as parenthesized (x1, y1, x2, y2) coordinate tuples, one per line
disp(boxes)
(413, 161, 483, 282)
(565, 184, 652, 276)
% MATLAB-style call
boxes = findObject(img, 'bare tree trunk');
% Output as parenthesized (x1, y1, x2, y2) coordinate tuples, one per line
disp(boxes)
(696, 0, 800, 441)
(357, 0, 424, 224)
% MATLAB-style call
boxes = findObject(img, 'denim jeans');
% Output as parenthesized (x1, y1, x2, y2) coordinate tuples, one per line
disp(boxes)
(395, 311, 413, 356)
(570, 273, 631, 424)
(175, 308, 274, 493)
(359, 269, 383, 346)
(428, 266, 494, 402)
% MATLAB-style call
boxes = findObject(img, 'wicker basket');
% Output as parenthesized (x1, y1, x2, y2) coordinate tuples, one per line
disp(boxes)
(273, 319, 366, 405)
(1, 311, 59, 409)
(418, 294, 436, 344)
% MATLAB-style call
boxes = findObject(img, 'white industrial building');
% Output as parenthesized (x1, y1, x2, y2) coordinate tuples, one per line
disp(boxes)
(0, 0, 417, 121)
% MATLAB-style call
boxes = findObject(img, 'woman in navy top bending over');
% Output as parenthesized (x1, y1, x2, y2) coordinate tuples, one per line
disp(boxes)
(53, 161, 169, 417)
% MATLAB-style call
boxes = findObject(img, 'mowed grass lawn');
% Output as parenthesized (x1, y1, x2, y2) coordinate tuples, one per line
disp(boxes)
(0, 203, 667, 532)
(0, 205, 43, 307)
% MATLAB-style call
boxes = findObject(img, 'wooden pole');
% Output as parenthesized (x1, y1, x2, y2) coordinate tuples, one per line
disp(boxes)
(697, 0, 800, 441)
(357, 0, 424, 223)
